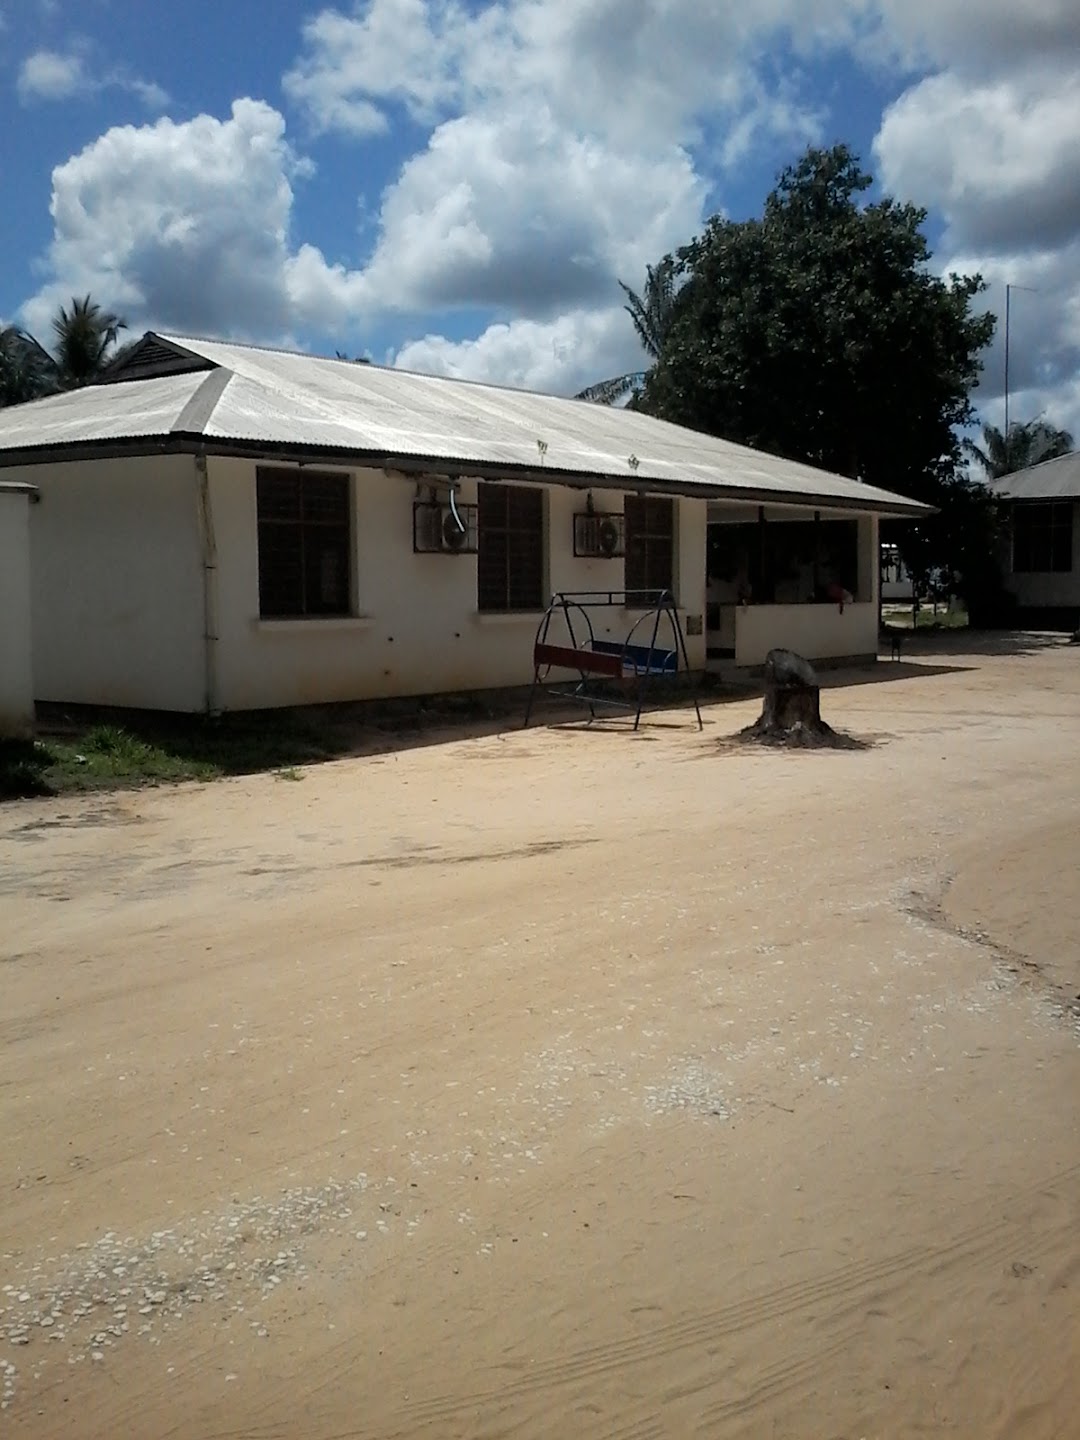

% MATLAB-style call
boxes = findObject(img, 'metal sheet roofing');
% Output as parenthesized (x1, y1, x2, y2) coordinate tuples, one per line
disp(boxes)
(989, 449, 1080, 501)
(0, 331, 931, 516)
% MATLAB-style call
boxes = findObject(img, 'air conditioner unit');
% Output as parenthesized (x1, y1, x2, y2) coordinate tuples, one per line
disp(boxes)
(574, 511, 625, 558)
(413, 500, 478, 554)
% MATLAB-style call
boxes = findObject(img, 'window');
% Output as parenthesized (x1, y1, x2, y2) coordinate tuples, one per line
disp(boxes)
(477, 483, 545, 611)
(257, 468, 351, 618)
(1013, 501, 1073, 574)
(624, 495, 675, 598)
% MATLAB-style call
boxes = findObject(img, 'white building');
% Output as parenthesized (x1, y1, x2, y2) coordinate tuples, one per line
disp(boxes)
(0, 480, 37, 735)
(990, 450, 1080, 630)
(0, 334, 928, 714)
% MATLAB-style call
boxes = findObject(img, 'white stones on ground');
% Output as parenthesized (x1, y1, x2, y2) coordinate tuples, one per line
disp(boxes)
(0, 1168, 384, 1407)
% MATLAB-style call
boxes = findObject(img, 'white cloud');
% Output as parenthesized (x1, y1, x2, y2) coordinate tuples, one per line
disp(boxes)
(285, 0, 843, 151)
(19, 0, 1080, 430)
(277, 0, 837, 336)
(17, 46, 170, 108)
(283, 0, 467, 137)
(17, 49, 85, 101)
(874, 53, 1080, 438)
(359, 107, 705, 317)
(22, 101, 336, 340)
(874, 69, 1080, 253)
(869, 0, 1080, 76)
(393, 307, 644, 396)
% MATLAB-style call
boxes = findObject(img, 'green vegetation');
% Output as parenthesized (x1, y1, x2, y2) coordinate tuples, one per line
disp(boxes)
(577, 143, 1016, 615)
(1, 295, 129, 407)
(0, 692, 520, 801)
(0, 712, 350, 800)
(964, 419, 1074, 480)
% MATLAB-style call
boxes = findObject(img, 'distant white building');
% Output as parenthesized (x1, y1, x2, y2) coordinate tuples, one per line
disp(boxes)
(0, 333, 928, 713)
(880, 542, 914, 601)
(990, 450, 1080, 630)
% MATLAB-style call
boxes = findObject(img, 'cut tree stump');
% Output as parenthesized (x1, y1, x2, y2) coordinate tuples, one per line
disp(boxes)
(740, 648, 840, 747)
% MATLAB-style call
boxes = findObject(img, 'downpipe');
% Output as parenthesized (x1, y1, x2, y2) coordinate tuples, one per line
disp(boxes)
(195, 452, 221, 716)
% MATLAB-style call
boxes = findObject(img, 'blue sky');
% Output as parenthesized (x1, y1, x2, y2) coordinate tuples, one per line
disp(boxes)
(2, 0, 1078, 434)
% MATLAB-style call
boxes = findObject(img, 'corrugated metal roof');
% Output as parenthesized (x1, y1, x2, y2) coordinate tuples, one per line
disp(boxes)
(989, 449, 1080, 501)
(0, 331, 932, 516)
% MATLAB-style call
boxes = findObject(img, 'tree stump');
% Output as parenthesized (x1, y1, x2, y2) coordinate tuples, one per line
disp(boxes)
(741, 648, 837, 745)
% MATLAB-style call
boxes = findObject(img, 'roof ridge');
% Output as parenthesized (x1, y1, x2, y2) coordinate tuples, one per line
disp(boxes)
(154, 331, 609, 405)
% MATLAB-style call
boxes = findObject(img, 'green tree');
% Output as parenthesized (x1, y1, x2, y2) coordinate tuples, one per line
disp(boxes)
(0, 325, 56, 406)
(640, 145, 995, 506)
(0, 296, 130, 408)
(964, 419, 1074, 480)
(50, 295, 127, 388)
(575, 258, 681, 405)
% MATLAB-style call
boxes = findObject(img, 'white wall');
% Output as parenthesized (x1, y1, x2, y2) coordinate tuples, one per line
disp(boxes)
(209, 459, 708, 711)
(734, 601, 878, 668)
(1005, 501, 1080, 610)
(18, 454, 206, 710)
(732, 513, 877, 667)
(0, 486, 36, 735)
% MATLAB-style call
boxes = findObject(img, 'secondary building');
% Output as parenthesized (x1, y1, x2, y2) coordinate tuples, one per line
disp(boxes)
(990, 450, 1079, 630)
(0, 333, 929, 714)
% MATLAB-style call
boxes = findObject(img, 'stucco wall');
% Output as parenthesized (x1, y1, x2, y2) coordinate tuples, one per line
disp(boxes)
(0, 486, 36, 735)
(1004, 501, 1080, 609)
(734, 601, 878, 668)
(18, 454, 206, 711)
(733, 515, 878, 668)
(209, 459, 708, 711)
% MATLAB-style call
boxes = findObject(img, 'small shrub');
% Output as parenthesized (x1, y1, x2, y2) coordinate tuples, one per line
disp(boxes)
(0, 737, 55, 799)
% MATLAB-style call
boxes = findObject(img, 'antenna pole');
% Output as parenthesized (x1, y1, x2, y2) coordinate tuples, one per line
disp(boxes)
(1004, 283, 1011, 438)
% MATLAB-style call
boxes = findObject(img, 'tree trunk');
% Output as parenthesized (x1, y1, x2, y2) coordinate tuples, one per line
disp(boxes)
(742, 648, 835, 745)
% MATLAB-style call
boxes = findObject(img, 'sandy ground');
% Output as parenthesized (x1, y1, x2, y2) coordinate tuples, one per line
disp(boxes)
(2, 636, 1078, 1440)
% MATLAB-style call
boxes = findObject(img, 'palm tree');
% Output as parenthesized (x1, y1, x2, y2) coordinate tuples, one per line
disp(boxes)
(50, 295, 127, 388)
(964, 419, 1074, 480)
(0, 325, 56, 406)
(575, 259, 681, 405)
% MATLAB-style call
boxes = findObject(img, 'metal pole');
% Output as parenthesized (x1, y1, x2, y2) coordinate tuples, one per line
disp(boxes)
(1004, 283, 1011, 439)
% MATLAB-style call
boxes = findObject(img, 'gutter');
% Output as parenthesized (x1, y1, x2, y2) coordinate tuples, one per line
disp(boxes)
(0, 433, 935, 518)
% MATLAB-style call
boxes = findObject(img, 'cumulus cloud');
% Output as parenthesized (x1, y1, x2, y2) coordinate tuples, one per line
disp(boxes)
(873, 42, 1080, 436)
(278, 0, 841, 326)
(875, 69, 1080, 253)
(283, 0, 467, 136)
(22, 101, 334, 340)
(359, 107, 705, 317)
(870, 0, 1080, 76)
(17, 46, 169, 108)
(19, 0, 1080, 432)
(394, 306, 644, 396)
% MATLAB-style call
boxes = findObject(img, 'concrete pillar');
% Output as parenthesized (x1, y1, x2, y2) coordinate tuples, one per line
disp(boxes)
(0, 481, 37, 736)
(857, 515, 879, 605)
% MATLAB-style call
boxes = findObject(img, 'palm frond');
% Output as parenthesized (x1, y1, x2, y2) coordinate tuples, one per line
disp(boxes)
(574, 372, 646, 405)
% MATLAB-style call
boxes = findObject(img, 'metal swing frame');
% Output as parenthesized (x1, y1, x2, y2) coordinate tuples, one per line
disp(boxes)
(523, 589, 703, 731)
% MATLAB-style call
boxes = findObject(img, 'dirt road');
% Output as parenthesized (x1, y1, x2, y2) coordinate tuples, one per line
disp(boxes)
(2, 636, 1078, 1438)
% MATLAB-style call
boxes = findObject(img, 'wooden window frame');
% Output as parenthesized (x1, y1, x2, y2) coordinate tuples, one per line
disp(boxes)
(1012, 500, 1073, 574)
(476, 482, 546, 613)
(624, 494, 676, 600)
(256, 466, 352, 619)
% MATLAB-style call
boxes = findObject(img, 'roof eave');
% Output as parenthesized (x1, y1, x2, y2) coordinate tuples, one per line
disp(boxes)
(0, 432, 933, 517)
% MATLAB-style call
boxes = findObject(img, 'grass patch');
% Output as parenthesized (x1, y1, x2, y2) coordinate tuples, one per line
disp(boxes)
(882, 603, 969, 633)
(2, 709, 353, 800)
